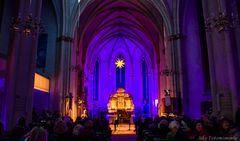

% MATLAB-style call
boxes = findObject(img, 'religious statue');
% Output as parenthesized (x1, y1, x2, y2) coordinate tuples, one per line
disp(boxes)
(81, 109, 88, 119)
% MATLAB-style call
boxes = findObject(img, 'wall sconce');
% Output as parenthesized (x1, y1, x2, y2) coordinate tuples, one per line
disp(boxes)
(10, 14, 44, 36)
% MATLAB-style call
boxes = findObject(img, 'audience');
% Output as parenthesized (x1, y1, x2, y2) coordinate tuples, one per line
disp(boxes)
(166, 120, 187, 140)
(71, 124, 84, 140)
(195, 120, 208, 141)
(218, 118, 240, 139)
(23, 127, 48, 141)
(11, 116, 29, 140)
(158, 119, 170, 138)
(135, 112, 240, 141)
(0, 122, 4, 140)
(235, 107, 240, 127)
(48, 119, 69, 141)
(1, 109, 240, 141)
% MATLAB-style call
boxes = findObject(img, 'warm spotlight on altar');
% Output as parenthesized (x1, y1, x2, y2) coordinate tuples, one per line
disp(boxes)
(107, 88, 136, 134)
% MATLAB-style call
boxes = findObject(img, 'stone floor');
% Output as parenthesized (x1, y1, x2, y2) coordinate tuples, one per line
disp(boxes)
(110, 124, 137, 141)
(110, 124, 136, 134)
(111, 134, 137, 141)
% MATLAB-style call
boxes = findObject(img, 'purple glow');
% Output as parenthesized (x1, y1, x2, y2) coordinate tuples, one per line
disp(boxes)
(0, 78, 5, 129)
(84, 34, 159, 117)
(33, 89, 50, 111)
(79, 0, 163, 117)
(0, 78, 4, 88)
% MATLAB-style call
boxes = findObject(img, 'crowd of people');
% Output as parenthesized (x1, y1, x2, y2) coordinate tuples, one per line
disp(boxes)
(0, 108, 240, 141)
(0, 109, 111, 141)
(135, 110, 240, 141)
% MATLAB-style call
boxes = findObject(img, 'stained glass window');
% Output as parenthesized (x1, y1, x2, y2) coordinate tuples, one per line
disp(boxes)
(93, 60, 99, 100)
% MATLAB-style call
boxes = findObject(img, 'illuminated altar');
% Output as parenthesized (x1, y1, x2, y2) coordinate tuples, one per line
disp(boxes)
(107, 88, 134, 123)
(108, 88, 134, 113)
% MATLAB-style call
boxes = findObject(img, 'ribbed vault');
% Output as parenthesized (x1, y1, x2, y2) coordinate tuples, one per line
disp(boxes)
(78, 0, 164, 65)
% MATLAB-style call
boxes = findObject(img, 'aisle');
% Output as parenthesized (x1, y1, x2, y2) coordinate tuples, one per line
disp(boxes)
(110, 124, 137, 141)
(111, 134, 137, 141)
(110, 124, 135, 134)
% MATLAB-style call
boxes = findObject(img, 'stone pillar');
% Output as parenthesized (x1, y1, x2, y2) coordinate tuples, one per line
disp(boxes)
(202, 0, 239, 119)
(69, 32, 79, 120)
(158, 30, 168, 116)
(167, 33, 183, 115)
(4, 0, 42, 130)
(55, 36, 73, 116)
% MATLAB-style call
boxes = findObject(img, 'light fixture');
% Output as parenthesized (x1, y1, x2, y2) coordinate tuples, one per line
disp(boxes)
(10, 14, 44, 36)
(115, 59, 125, 68)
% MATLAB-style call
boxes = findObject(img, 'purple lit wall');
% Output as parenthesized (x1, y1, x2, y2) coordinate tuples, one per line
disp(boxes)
(84, 36, 159, 117)
(33, 89, 49, 111)
(180, 0, 212, 119)
(0, 78, 4, 123)
(78, 0, 164, 117)
(0, 57, 6, 126)
(0, 78, 4, 89)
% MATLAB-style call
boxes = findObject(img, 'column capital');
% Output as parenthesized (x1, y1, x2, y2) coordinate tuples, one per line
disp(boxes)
(56, 36, 73, 43)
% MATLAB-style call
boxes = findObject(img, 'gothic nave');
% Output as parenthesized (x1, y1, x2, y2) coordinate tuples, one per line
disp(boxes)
(0, 0, 240, 140)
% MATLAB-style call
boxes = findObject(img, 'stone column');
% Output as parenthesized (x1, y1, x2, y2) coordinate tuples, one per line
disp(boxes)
(202, 0, 239, 119)
(167, 33, 183, 115)
(158, 30, 168, 115)
(55, 36, 73, 116)
(69, 32, 79, 120)
(4, 0, 42, 130)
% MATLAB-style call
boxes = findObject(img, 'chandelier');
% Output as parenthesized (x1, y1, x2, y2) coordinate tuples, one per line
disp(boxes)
(10, 14, 44, 36)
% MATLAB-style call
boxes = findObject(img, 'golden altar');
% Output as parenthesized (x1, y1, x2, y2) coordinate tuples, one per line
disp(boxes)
(108, 88, 134, 113)
(107, 88, 134, 123)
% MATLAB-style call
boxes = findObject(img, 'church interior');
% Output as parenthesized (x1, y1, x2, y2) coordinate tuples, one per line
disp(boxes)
(0, 0, 240, 140)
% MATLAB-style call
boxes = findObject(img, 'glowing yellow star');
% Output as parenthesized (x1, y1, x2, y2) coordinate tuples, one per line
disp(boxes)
(115, 59, 125, 68)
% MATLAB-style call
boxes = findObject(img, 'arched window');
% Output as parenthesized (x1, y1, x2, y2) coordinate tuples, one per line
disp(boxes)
(142, 59, 149, 102)
(115, 57, 125, 89)
(93, 60, 99, 100)
(36, 33, 48, 72)
(142, 59, 149, 115)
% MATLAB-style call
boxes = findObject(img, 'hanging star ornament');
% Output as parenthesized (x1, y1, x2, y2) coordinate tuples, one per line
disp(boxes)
(115, 59, 125, 68)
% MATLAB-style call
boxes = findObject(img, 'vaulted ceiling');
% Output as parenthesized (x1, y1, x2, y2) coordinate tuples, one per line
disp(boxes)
(78, 0, 164, 63)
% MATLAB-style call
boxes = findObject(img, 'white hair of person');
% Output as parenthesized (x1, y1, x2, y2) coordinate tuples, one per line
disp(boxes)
(168, 120, 180, 129)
